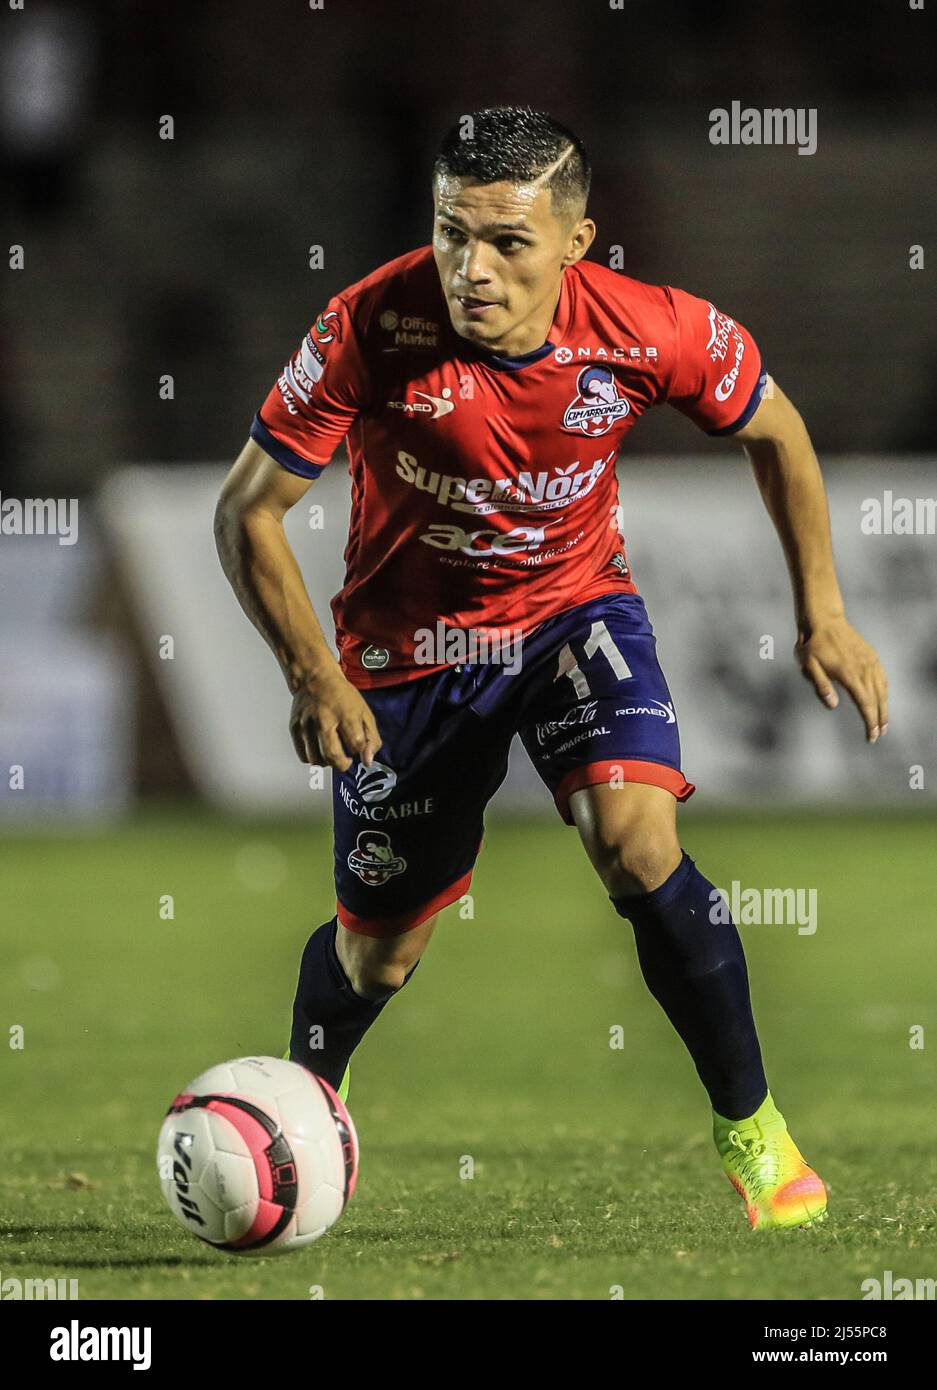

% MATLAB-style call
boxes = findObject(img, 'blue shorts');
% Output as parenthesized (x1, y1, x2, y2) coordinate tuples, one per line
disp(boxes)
(332, 593, 694, 936)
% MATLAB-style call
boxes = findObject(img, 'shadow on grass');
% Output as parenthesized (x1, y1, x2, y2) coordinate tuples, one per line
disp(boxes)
(1, 1250, 203, 1270)
(0, 1227, 206, 1270)
(1, 1223, 105, 1237)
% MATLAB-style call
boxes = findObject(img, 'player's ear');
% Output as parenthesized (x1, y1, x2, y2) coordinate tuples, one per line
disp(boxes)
(562, 217, 596, 266)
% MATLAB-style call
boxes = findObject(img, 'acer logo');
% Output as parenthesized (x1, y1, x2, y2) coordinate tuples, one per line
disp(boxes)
(419, 522, 548, 557)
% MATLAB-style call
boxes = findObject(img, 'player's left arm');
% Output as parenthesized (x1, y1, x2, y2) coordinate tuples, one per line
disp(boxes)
(735, 380, 888, 742)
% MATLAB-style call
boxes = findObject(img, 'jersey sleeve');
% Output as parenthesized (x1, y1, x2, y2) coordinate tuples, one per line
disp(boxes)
(250, 294, 367, 478)
(663, 286, 767, 435)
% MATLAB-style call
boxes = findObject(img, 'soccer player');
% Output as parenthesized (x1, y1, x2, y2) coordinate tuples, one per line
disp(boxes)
(215, 107, 888, 1231)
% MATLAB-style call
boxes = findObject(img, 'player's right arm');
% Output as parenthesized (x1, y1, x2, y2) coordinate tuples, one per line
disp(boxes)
(214, 436, 380, 772)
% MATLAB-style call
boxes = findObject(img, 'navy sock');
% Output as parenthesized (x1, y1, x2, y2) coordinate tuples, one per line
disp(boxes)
(612, 852, 768, 1119)
(289, 917, 417, 1089)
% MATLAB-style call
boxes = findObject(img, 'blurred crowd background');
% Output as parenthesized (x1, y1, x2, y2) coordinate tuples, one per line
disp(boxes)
(4, 0, 936, 492)
(2, 0, 935, 819)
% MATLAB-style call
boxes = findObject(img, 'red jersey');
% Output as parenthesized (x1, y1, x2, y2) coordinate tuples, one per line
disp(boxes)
(252, 247, 765, 687)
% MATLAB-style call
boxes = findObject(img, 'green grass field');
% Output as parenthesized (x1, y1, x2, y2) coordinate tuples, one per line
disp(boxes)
(1, 809, 935, 1301)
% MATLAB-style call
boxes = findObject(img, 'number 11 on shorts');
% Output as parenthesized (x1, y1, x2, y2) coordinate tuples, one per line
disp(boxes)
(555, 620, 633, 698)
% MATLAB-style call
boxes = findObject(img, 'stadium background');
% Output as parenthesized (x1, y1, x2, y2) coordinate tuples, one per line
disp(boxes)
(2, 0, 935, 1300)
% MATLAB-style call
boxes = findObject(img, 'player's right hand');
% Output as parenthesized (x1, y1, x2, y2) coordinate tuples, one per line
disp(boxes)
(289, 670, 382, 772)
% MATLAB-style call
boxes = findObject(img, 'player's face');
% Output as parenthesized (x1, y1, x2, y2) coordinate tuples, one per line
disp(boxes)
(432, 176, 595, 356)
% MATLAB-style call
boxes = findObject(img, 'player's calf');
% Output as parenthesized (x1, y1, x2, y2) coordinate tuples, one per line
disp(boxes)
(336, 913, 438, 999)
(289, 913, 435, 1089)
(572, 780, 768, 1122)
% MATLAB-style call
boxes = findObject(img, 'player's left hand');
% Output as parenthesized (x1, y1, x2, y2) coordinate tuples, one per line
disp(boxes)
(795, 616, 888, 743)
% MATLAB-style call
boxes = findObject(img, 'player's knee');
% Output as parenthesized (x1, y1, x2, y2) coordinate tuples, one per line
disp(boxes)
(335, 911, 438, 999)
(337, 925, 429, 1000)
(346, 956, 410, 999)
(601, 826, 682, 897)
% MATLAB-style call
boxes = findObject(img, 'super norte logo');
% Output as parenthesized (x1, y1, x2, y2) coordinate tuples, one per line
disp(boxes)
(562, 366, 631, 437)
(395, 448, 614, 516)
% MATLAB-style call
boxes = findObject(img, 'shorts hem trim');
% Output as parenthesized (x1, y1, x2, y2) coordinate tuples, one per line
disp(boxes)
(336, 866, 475, 938)
(554, 758, 696, 823)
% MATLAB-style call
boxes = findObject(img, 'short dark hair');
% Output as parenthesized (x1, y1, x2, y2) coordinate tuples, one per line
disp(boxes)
(433, 106, 591, 219)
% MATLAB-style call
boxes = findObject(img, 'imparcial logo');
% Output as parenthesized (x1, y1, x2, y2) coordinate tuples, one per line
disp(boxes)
(562, 366, 631, 436)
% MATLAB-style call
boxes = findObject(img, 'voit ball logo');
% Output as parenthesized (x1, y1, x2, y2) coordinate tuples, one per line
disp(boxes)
(347, 830, 407, 886)
(562, 365, 631, 436)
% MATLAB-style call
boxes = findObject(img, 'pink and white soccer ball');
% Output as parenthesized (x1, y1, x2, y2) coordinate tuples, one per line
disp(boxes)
(156, 1055, 358, 1256)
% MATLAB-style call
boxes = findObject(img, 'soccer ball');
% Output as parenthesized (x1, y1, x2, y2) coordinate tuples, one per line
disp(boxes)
(156, 1055, 358, 1256)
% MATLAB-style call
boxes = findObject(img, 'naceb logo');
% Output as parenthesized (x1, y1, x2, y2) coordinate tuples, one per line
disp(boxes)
(562, 366, 631, 436)
(347, 830, 407, 886)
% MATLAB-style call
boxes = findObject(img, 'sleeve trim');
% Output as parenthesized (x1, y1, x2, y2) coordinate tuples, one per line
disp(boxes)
(707, 364, 767, 437)
(250, 413, 328, 478)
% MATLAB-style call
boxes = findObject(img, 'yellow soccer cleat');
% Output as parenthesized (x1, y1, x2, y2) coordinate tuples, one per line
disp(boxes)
(713, 1092, 827, 1231)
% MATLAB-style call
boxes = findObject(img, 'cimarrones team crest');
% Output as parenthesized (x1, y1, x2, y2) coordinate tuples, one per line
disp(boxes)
(562, 365, 631, 436)
(347, 829, 407, 886)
